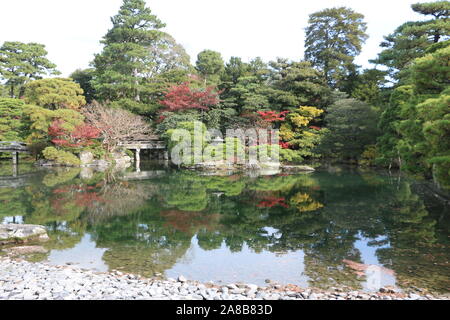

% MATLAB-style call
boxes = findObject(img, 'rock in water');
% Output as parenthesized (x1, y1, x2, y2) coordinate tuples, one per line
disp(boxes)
(0, 224, 49, 244)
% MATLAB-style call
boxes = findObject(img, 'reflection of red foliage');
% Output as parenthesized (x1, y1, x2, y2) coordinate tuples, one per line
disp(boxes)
(309, 126, 322, 131)
(51, 185, 104, 214)
(48, 120, 100, 148)
(74, 192, 104, 208)
(257, 111, 289, 122)
(160, 82, 219, 112)
(257, 196, 289, 208)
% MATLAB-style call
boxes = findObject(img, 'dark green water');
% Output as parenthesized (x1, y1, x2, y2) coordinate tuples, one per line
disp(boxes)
(1, 162, 449, 293)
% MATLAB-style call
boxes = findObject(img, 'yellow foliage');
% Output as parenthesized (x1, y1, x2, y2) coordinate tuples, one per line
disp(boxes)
(290, 192, 324, 212)
(298, 106, 324, 118)
(291, 115, 310, 127)
(287, 106, 324, 128)
(280, 123, 295, 141)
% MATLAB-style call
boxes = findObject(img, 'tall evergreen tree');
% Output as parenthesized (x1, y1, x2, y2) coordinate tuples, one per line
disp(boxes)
(195, 50, 225, 85)
(304, 7, 368, 91)
(219, 57, 270, 115)
(91, 0, 166, 115)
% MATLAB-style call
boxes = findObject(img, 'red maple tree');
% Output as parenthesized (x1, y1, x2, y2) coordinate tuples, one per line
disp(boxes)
(48, 120, 100, 148)
(160, 82, 220, 112)
(257, 110, 289, 122)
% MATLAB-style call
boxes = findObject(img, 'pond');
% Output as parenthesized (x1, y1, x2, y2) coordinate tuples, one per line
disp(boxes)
(0, 162, 449, 294)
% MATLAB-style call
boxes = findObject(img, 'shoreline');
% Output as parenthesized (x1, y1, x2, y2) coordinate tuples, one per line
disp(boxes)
(1, 257, 448, 300)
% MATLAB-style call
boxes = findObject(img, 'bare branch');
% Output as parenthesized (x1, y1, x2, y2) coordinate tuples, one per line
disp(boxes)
(82, 102, 156, 152)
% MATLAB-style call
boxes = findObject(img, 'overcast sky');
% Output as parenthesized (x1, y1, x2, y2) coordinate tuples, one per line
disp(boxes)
(0, 0, 431, 76)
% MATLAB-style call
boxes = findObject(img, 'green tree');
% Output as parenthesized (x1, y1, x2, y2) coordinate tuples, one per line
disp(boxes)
(371, 1, 450, 82)
(91, 0, 166, 114)
(319, 98, 380, 160)
(393, 46, 450, 188)
(24, 78, 86, 110)
(0, 41, 59, 98)
(410, 1, 450, 43)
(417, 89, 450, 189)
(70, 68, 96, 103)
(0, 98, 30, 141)
(376, 85, 414, 168)
(146, 33, 192, 77)
(305, 7, 368, 90)
(218, 57, 270, 122)
(195, 50, 225, 85)
(267, 59, 331, 110)
(351, 69, 389, 106)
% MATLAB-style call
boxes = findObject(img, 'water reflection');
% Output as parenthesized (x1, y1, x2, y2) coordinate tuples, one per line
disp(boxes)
(0, 164, 449, 293)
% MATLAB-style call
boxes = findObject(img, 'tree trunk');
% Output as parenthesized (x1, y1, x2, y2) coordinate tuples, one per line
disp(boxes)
(433, 31, 440, 43)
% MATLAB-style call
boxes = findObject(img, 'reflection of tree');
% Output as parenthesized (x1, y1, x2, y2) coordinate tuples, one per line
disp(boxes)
(160, 210, 221, 234)
(376, 182, 449, 292)
(84, 181, 157, 225)
(0, 187, 29, 218)
(42, 168, 81, 187)
(88, 204, 193, 277)
(1, 166, 449, 293)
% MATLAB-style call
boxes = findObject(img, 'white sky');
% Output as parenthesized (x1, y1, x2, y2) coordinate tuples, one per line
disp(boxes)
(0, 0, 431, 76)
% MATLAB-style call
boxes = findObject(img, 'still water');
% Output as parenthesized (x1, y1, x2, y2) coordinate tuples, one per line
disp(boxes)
(1, 162, 449, 293)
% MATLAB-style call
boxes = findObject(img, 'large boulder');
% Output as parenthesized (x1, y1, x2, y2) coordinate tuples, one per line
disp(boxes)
(0, 224, 49, 245)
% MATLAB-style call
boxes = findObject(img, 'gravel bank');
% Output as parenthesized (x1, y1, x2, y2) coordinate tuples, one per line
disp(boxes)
(0, 257, 447, 300)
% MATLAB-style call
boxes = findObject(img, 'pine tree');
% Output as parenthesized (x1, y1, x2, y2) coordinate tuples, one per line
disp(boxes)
(0, 42, 59, 98)
(304, 7, 368, 90)
(92, 0, 166, 115)
(371, 1, 450, 82)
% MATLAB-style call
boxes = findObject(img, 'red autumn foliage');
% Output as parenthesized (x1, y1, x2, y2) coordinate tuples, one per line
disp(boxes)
(160, 82, 220, 112)
(309, 126, 322, 131)
(257, 110, 289, 122)
(279, 141, 291, 149)
(48, 120, 100, 148)
(257, 196, 289, 208)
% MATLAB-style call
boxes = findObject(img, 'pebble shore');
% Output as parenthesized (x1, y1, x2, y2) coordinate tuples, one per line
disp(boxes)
(0, 257, 447, 300)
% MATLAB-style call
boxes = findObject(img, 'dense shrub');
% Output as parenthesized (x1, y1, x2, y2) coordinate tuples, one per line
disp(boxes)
(42, 147, 81, 166)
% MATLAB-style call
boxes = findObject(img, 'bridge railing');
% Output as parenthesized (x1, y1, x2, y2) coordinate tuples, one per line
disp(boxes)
(0, 141, 29, 151)
(0, 141, 27, 146)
